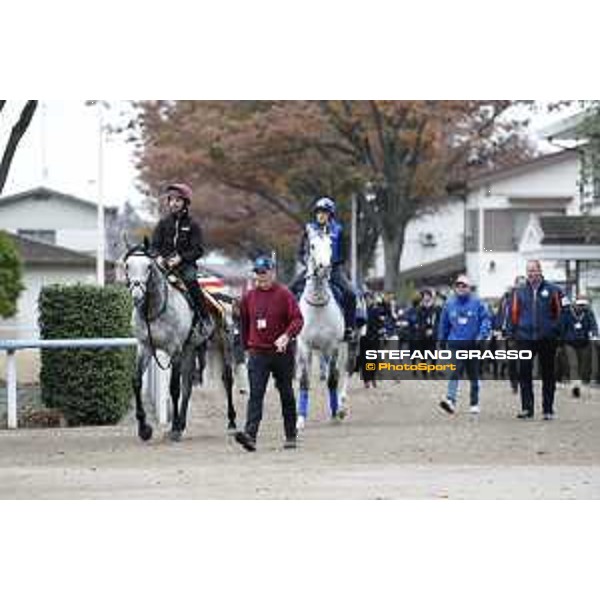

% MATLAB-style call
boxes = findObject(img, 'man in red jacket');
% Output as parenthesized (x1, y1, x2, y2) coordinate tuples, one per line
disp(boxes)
(235, 255, 304, 452)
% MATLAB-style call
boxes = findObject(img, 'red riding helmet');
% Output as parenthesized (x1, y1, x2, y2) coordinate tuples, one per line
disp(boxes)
(165, 183, 193, 204)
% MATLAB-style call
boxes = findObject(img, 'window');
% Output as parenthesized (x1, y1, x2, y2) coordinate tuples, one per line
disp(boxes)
(17, 229, 56, 245)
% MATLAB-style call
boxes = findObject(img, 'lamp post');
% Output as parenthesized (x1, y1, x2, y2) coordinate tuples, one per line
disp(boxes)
(86, 100, 109, 286)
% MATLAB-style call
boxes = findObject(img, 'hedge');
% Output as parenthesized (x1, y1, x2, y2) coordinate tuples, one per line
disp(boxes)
(0, 231, 24, 318)
(39, 284, 135, 426)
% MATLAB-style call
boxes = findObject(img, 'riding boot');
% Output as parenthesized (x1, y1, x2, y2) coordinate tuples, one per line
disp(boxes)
(188, 281, 213, 336)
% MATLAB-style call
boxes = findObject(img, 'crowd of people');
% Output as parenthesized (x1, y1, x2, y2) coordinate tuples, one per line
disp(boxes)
(359, 260, 600, 420)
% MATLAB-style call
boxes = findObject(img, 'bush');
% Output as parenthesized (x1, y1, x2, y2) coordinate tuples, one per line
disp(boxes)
(0, 231, 24, 318)
(39, 284, 135, 426)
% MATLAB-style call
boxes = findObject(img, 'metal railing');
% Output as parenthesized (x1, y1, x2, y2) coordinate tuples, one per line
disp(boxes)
(0, 338, 169, 430)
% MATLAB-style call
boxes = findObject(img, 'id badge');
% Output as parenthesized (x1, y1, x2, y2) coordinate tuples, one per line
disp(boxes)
(458, 317, 468, 325)
(257, 318, 267, 330)
(575, 323, 582, 330)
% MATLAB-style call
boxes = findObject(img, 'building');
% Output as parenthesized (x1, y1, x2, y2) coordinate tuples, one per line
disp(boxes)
(0, 186, 117, 256)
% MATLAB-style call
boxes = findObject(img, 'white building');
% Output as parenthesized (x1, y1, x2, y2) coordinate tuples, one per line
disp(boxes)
(465, 150, 580, 298)
(0, 186, 117, 256)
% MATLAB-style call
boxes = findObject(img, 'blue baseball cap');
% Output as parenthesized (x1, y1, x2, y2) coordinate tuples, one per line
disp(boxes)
(253, 256, 275, 272)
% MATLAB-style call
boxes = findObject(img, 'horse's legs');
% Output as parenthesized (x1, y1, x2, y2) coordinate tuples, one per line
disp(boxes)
(327, 343, 350, 420)
(133, 345, 153, 441)
(169, 358, 182, 440)
(196, 341, 207, 386)
(222, 361, 237, 432)
(173, 346, 196, 440)
(297, 347, 312, 428)
(327, 350, 340, 418)
(336, 343, 350, 419)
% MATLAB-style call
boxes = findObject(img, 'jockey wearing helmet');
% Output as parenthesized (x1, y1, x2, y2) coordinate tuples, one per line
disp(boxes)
(150, 183, 210, 327)
(289, 196, 357, 340)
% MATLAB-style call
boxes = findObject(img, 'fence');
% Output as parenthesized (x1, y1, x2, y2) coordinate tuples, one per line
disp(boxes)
(0, 338, 169, 429)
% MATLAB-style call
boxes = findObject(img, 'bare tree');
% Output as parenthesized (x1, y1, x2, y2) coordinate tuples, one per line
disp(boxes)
(0, 100, 38, 194)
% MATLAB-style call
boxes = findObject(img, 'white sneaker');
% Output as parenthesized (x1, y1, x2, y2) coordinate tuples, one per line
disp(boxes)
(439, 399, 455, 414)
(469, 405, 481, 414)
(296, 415, 306, 430)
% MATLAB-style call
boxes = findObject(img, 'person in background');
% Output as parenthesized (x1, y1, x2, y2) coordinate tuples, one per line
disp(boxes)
(563, 293, 598, 398)
(234, 256, 304, 452)
(494, 276, 525, 393)
(506, 260, 566, 420)
(438, 274, 491, 415)
(361, 294, 388, 388)
(413, 289, 442, 378)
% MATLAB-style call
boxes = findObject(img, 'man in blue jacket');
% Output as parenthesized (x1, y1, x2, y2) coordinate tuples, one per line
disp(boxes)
(438, 274, 491, 415)
(506, 260, 566, 420)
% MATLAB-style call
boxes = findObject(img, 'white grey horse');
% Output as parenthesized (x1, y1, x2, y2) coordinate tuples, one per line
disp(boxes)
(296, 227, 349, 429)
(123, 242, 237, 442)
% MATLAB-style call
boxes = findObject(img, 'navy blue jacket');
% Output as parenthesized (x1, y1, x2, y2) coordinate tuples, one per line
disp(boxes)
(563, 306, 598, 343)
(299, 220, 346, 266)
(438, 293, 491, 345)
(505, 278, 565, 341)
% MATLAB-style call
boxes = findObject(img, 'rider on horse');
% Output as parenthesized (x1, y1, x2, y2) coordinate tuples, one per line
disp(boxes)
(150, 182, 211, 332)
(290, 196, 357, 340)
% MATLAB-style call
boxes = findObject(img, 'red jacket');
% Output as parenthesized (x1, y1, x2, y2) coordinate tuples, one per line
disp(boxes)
(240, 283, 304, 353)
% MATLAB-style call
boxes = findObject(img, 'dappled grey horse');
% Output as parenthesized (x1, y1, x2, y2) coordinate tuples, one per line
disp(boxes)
(296, 227, 349, 429)
(123, 242, 237, 442)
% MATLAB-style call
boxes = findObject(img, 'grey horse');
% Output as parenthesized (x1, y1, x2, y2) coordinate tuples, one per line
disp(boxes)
(296, 226, 349, 429)
(123, 242, 237, 441)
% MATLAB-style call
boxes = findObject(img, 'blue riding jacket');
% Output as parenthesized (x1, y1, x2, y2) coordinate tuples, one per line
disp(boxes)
(299, 220, 345, 266)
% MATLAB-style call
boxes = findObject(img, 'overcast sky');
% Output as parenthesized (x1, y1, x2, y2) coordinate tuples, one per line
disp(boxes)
(0, 100, 144, 210)
(0, 100, 582, 213)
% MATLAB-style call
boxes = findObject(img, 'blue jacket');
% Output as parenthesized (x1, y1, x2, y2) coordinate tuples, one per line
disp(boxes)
(563, 306, 598, 343)
(438, 293, 491, 344)
(505, 278, 565, 341)
(299, 220, 345, 266)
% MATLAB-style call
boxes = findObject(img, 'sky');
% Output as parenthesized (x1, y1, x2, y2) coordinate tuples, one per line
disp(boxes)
(0, 100, 584, 215)
(0, 100, 144, 211)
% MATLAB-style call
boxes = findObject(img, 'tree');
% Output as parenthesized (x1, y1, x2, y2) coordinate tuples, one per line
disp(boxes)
(133, 101, 534, 289)
(0, 100, 38, 194)
(0, 231, 24, 318)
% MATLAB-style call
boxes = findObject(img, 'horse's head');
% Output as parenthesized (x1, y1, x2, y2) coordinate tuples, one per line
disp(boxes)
(307, 227, 332, 280)
(123, 245, 158, 308)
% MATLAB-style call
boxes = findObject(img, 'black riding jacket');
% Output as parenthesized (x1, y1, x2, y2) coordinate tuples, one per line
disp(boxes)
(151, 209, 204, 265)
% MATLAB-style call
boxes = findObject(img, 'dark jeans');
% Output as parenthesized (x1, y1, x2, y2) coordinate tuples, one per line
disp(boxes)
(175, 263, 208, 319)
(245, 351, 297, 441)
(517, 339, 557, 416)
(290, 265, 356, 328)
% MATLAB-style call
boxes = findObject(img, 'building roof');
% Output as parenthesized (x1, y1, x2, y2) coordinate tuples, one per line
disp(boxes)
(539, 216, 600, 246)
(398, 253, 466, 286)
(468, 150, 576, 188)
(0, 186, 118, 214)
(3, 231, 104, 268)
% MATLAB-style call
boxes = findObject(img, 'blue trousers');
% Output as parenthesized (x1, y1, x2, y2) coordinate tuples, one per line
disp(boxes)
(447, 357, 480, 406)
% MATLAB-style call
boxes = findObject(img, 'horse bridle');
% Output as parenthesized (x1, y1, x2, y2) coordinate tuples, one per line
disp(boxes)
(125, 250, 173, 370)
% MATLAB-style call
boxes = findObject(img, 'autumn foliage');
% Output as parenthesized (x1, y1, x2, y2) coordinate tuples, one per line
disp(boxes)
(133, 101, 534, 289)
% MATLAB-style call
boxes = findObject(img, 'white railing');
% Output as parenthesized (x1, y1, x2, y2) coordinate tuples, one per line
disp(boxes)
(0, 338, 169, 429)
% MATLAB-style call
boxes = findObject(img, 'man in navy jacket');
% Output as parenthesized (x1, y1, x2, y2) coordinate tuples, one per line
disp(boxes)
(506, 260, 566, 420)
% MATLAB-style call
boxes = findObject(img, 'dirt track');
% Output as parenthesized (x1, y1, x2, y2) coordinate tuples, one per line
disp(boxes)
(2, 377, 600, 499)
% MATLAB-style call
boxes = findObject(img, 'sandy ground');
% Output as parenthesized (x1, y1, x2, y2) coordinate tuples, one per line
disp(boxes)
(1, 376, 600, 499)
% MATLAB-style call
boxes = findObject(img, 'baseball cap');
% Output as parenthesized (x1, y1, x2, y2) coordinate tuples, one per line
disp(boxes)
(253, 256, 275, 272)
(455, 274, 471, 286)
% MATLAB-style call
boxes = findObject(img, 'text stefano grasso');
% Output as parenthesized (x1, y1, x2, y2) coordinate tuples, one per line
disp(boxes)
(364, 349, 533, 361)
